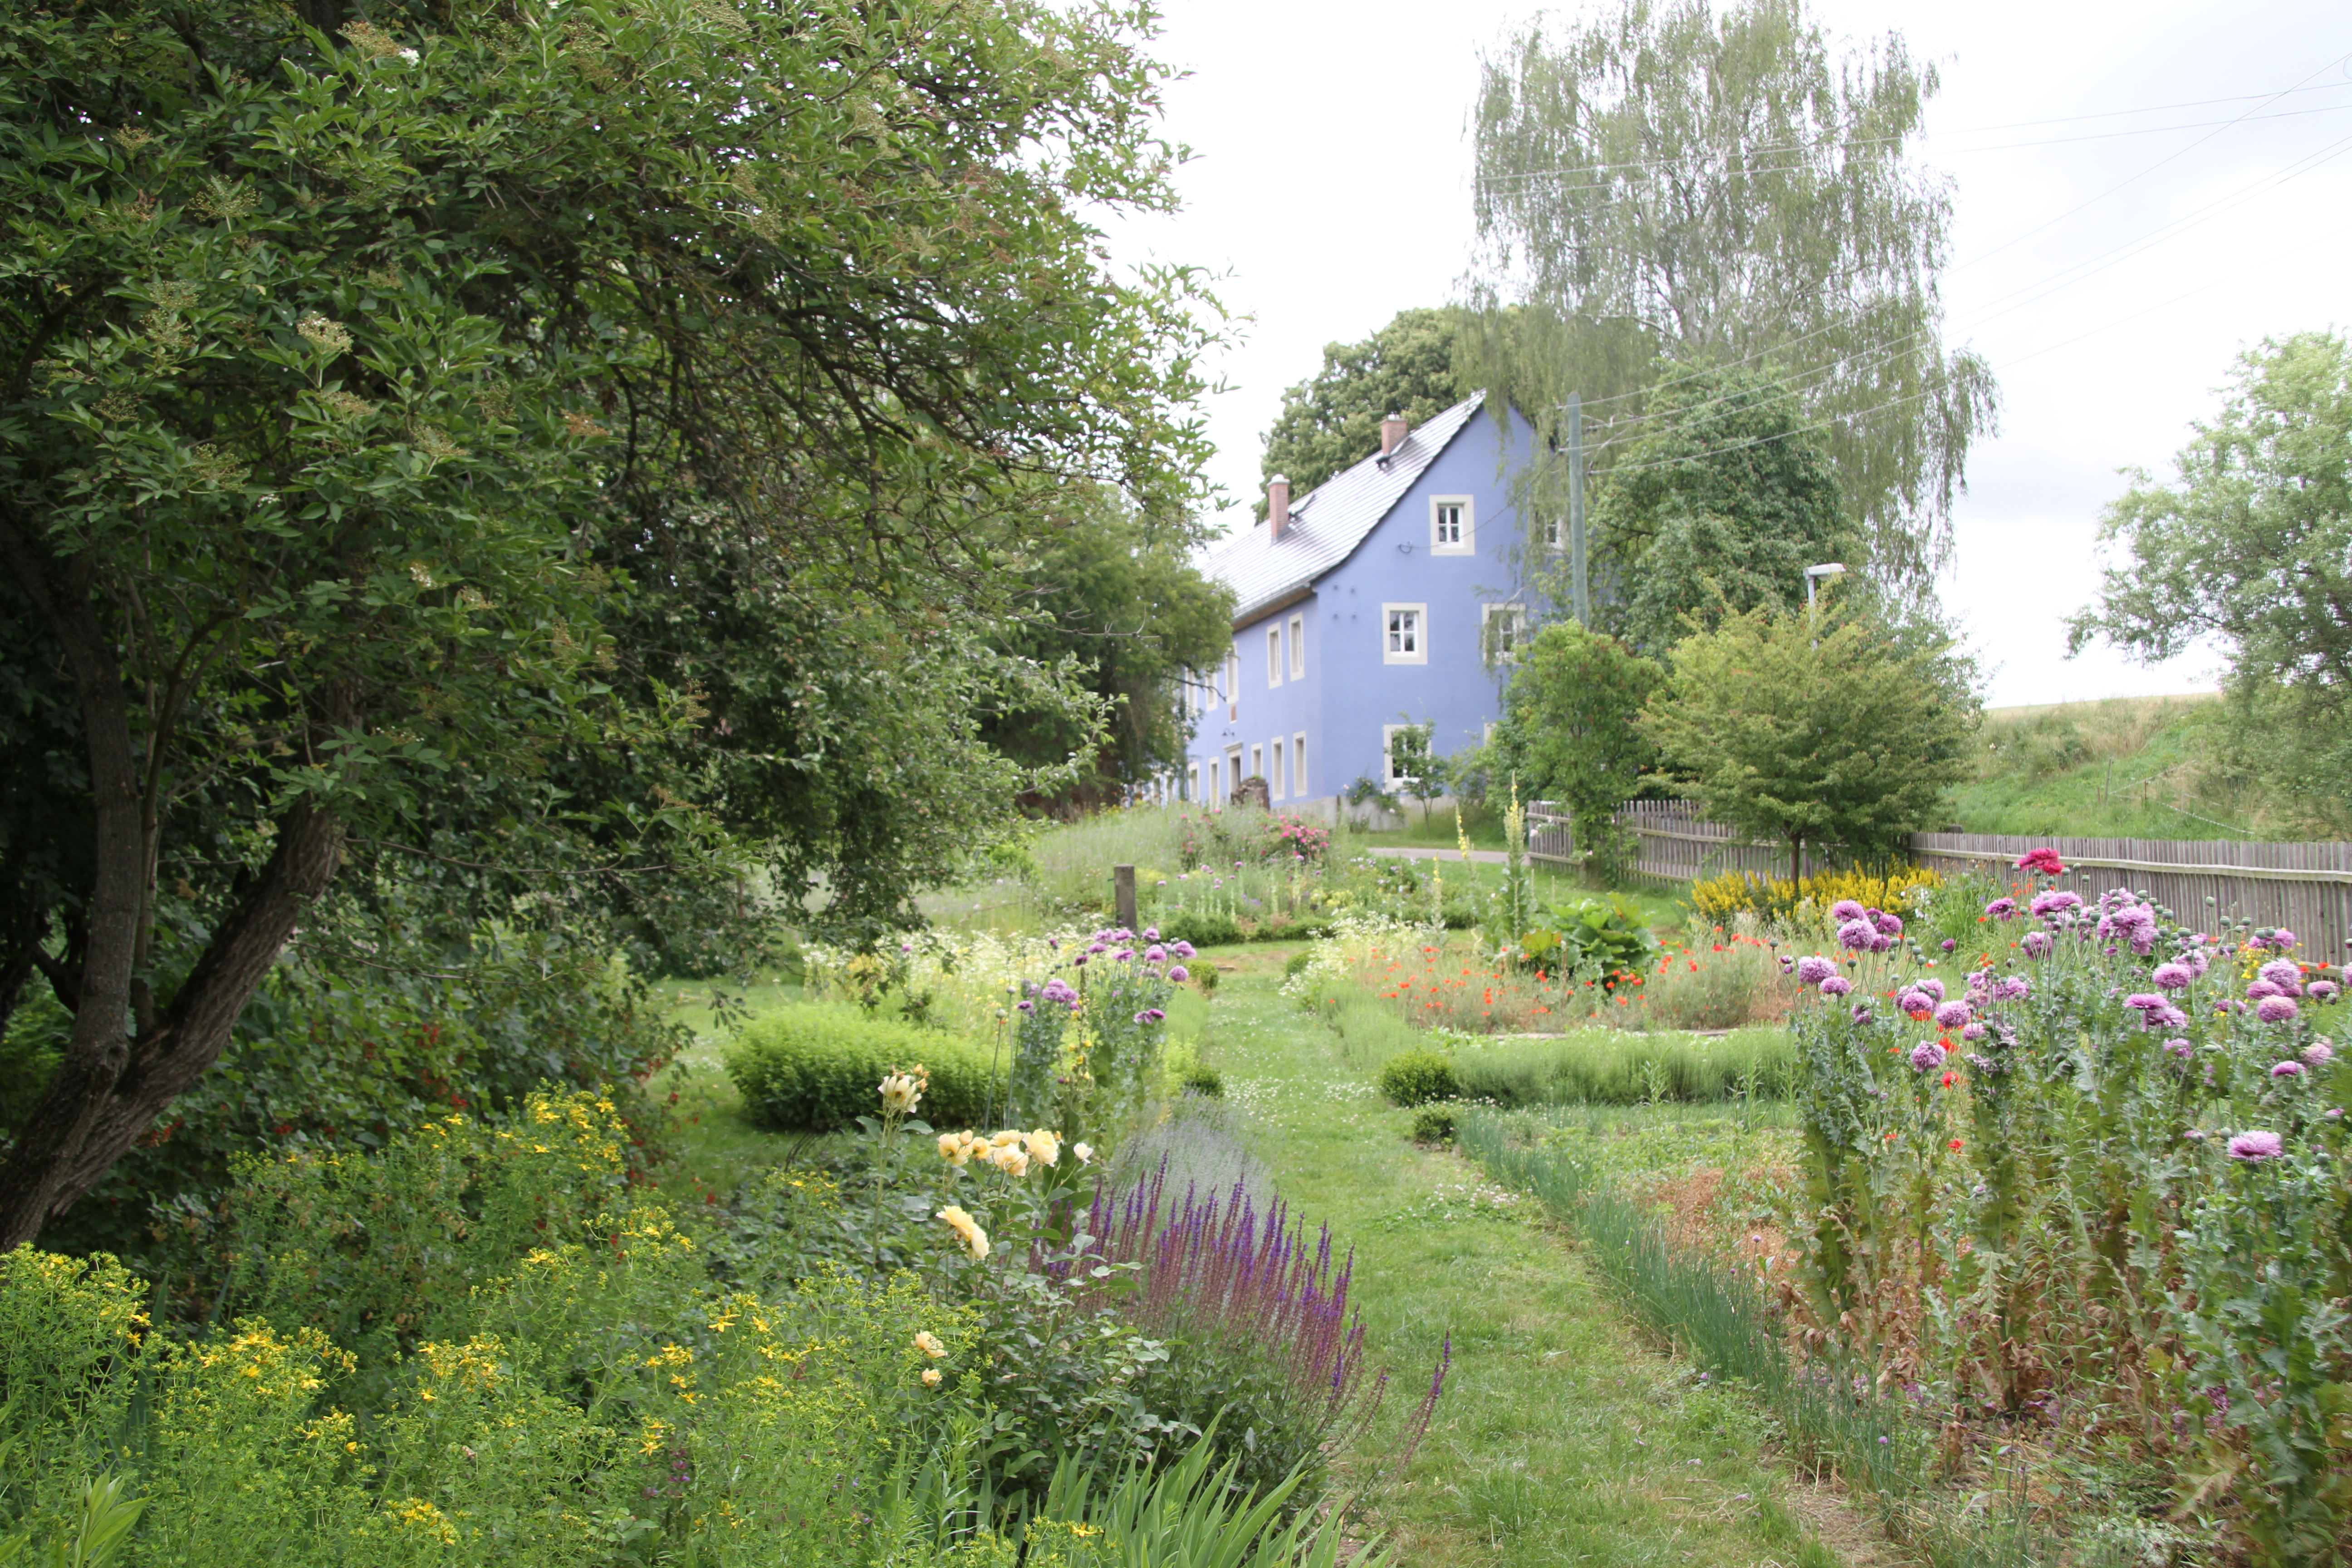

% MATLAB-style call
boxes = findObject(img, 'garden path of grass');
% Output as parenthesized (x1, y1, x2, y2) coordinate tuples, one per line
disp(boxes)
(1200, 945, 1886, 1568)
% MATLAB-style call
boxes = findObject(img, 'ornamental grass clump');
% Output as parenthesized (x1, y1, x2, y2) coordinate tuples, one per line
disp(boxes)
(1780, 845, 2352, 1562)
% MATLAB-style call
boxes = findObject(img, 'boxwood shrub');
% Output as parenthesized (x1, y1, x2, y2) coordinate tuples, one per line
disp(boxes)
(724, 1005, 1004, 1131)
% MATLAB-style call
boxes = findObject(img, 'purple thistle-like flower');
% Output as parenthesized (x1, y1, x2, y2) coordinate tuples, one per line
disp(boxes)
(1852, 1005, 1876, 1027)
(2165, 1038, 2193, 1058)
(1941, 938, 1958, 952)
(1016, 1000, 1035, 1012)
(1820, 976, 1854, 997)
(2309, 980, 2341, 1003)
(1993, 976, 2031, 1002)
(1168, 965, 1190, 983)
(1142, 927, 1160, 942)
(2151, 963, 2193, 990)
(1837, 919, 1875, 951)
(2274, 928, 2300, 949)
(2246, 980, 2284, 1001)
(2257, 995, 2301, 1024)
(1960, 1022, 1988, 1041)
(2030, 890, 2082, 917)
(1910, 1041, 1947, 1072)
(2303, 1040, 2335, 1065)
(2124, 993, 2166, 1013)
(1829, 899, 1867, 923)
(1934, 1000, 1973, 1029)
(2227, 1129, 2284, 1160)
(1171, 940, 1197, 959)
(2023, 931, 2053, 958)
(1984, 897, 2018, 920)
(2272, 1059, 2305, 1079)
(1917, 978, 1946, 1001)
(1874, 911, 1904, 938)
(1796, 956, 1836, 985)
(1145, 944, 1168, 962)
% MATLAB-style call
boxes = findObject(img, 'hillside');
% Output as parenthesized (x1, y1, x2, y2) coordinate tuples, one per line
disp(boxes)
(1948, 692, 2275, 840)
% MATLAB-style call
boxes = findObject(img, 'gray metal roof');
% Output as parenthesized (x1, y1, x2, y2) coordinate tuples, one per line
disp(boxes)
(1200, 392, 1487, 627)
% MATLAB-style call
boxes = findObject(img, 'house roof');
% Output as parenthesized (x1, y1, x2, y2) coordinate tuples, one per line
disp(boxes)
(1201, 392, 1487, 627)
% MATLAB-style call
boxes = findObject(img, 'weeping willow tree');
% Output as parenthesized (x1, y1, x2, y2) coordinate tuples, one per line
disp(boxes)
(1463, 0, 1998, 594)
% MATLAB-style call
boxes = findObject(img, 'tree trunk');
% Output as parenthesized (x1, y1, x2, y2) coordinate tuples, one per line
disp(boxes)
(1791, 835, 1803, 887)
(0, 520, 347, 1246)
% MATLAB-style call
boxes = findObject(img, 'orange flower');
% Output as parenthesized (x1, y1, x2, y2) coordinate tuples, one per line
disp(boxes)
(1949, 1139, 1964, 1152)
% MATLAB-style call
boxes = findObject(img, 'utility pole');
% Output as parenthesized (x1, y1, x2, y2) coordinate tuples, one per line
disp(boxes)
(1566, 392, 1591, 626)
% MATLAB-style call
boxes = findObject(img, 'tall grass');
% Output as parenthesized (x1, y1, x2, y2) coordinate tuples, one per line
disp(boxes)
(1456, 1107, 2069, 1568)
(1450, 1027, 1794, 1106)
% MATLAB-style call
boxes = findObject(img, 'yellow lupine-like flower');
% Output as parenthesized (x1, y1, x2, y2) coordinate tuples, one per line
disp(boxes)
(937, 1205, 990, 1261)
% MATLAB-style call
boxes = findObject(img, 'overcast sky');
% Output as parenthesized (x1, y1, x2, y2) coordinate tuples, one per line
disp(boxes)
(1100, 0, 2352, 709)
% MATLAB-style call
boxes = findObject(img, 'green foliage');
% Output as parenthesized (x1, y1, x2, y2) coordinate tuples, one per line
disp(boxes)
(1588, 368, 1857, 656)
(1410, 1104, 1459, 1144)
(1452, 1029, 1793, 1107)
(1386, 721, 1444, 823)
(1028, 1430, 1390, 1568)
(1179, 1062, 1225, 1099)
(1516, 897, 1659, 987)
(1258, 308, 1465, 511)
(981, 487, 1235, 801)
(725, 1007, 1003, 1133)
(1494, 623, 1663, 881)
(1377, 1050, 1461, 1108)
(1465, 0, 1999, 584)
(2069, 332, 2352, 833)
(1640, 598, 1978, 882)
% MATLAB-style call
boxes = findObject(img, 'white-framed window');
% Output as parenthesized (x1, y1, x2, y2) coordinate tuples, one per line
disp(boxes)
(1250, 743, 1264, 784)
(1266, 626, 1282, 687)
(1208, 759, 1221, 809)
(1271, 738, 1285, 799)
(1382, 603, 1427, 665)
(1381, 723, 1422, 788)
(1293, 730, 1308, 796)
(1225, 747, 1243, 803)
(1430, 495, 1474, 555)
(1187, 762, 1200, 802)
(1482, 603, 1528, 665)
(1544, 516, 1564, 549)
(1288, 614, 1305, 678)
(1226, 648, 1240, 718)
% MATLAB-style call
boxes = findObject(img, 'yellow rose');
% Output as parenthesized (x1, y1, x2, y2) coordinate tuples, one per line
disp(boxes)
(913, 1331, 947, 1359)
(936, 1205, 990, 1261)
(1073, 1142, 1094, 1165)
(921, 1368, 942, 1387)
(988, 1129, 1023, 1148)
(937, 1132, 975, 1166)
(879, 1072, 924, 1117)
(1023, 1129, 1061, 1166)
(986, 1144, 1030, 1179)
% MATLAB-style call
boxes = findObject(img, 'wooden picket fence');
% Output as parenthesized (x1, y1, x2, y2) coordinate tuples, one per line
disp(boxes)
(1526, 799, 2352, 942)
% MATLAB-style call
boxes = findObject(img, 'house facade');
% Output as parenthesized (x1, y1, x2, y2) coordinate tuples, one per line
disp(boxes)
(1170, 394, 1545, 814)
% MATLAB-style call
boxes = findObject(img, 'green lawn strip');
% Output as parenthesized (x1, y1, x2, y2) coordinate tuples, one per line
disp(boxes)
(1200, 947, 1862, 1568)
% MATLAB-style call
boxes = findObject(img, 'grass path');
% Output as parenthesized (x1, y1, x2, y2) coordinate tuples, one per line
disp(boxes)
(1200, 946, 1872, 1568)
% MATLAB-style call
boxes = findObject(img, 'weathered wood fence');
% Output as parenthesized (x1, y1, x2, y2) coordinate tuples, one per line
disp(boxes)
(1527, 800, 2352, 943)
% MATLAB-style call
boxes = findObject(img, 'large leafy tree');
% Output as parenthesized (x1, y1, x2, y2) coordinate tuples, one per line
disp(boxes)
(1492, 622, 1664, 881)
(1257, 308, 1464, 514)
(1639, 598, 1977, 882)
(1590, 365, 1857, 655)
(981, 487, 1233, 802)
(2068, 333, 2352, 828)
(1465, 0, 1997, 586)
(0, 0, 1212, 1242)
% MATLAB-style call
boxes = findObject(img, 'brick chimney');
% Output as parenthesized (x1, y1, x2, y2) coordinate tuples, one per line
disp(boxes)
(1268, 474, 1291, 537)
(1380, 411, 1407, 455)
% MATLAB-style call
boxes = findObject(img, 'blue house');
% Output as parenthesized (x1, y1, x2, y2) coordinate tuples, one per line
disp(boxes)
(1171, 393, 1546, 815)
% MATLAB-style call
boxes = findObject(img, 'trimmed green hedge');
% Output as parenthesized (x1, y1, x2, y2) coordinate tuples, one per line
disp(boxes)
(723, 1005, 1004, 1132)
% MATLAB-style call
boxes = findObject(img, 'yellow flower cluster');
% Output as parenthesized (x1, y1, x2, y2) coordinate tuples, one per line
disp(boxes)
(392, 1496, 460, 1547)
(936, 1205, 990, 1260)
(936, 1127, 1064, 1175)
(1690, 863, 1943, 926)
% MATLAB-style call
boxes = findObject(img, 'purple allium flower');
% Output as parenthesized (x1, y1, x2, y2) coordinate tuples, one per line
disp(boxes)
(2023, 932, 2053, 958)
(2303, 1040, 2335, 1065)
(1895, 989, 1928, 1014)
(2257, 995, 2301, 1024)
(1910, 1041, 1948, 1072)
(1993, 976, 2031, 1002)
(1796, 955, 1837, 985)
(1934, 1000, 1972, 1029)
(2244, 980, 2280, 1001)
(1984, 897, 2018, 920)
(1145, 944, 1167, 962)
(1168, 965, 1190, 983)
(2029, 890, 2081, 917)
(2259, 959, 2303, 990)
(2151, 963, 2193, 990)
(2274, 928, 2299, 949)
(1852, 1005, 1876, 1027)
(1143, 927, 1160, 942)
(1871, 933, 1897, 953)
(2272, 1059, 2305, 1079)
(1829, 899, 1867, 923)
(1959, 1022, 1987, 1041)
(1170, 941, 1196, 959)
(1838, 919, 1875, 950)
(1917, 978, 1946, 1002)
(2165, 1038, 2192, 1058)
(2227, 1130, 2284, 1160)
(1874, 911, 1905, 938)
(2309, 980, 2341, 1003)
(1820, 975, 1855, 997)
